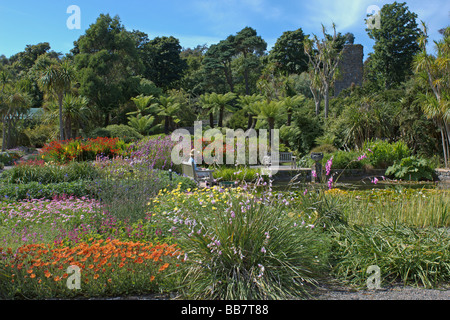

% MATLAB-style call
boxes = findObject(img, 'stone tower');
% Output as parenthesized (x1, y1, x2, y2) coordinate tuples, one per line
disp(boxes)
(334, 44, 364, 96)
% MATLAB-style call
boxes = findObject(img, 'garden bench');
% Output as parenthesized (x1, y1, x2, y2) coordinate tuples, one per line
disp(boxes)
(181, 161, 215, 186)
(263, 152, 297, 169)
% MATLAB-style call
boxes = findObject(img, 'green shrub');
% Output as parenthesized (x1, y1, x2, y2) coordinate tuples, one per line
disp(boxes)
(385, 156, 435, 181)
(323, 150, 367, 169)
(0, 152, 13, 166)
(0, 161, 101, 184)
(213, 166, 264, 182)
(0, 181, 94, 201)
(105, 125, 143, 143)
(24, 124, 57, 148)
(365, 140, 411, 169)
(88, 125, 143, 143)
(310, 144, 337, 155)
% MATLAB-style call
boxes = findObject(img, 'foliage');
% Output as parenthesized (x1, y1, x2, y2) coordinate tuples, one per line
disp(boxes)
(0, 180, 94, 201)
(385, 156, 435, 181)
(150, 184, 329, 299)
(212, 166, 264, 182)
(365, 2, 421, 89)
(364, 140, 411, 169)
(269, 28, 309, 75)
(0, 160, 100, 184)
(330, 222, 450, 288)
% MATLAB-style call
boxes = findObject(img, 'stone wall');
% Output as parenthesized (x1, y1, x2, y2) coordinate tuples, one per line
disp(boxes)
(436, 169, 450, 181)
(334, 44, 364, 96)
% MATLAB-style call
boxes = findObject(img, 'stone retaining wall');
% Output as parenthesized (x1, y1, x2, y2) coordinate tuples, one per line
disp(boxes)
(436, 169, 450, 181)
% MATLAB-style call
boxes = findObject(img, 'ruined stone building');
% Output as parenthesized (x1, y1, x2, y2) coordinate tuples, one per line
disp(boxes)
(334, 44, 364, 96)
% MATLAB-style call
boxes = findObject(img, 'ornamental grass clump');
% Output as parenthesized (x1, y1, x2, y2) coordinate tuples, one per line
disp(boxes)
(161, 180, 330, 300)
(329, 222, 450, 288)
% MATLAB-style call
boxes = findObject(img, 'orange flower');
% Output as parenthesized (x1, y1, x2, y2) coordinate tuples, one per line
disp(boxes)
(27, 269, 33, 274)
(159, 263, 170, 272)
(150, 276, 155, 282)
(93, 274, 99, 280)
(30, 274, 36, 279)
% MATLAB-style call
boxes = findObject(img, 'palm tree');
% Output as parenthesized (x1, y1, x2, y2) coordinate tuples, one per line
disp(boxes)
(199, 93, 216, 128)
(3, 90, 32, 149)
(199, 92, 236, 128)
(279, 95, 305, 126)
(128, 95, 157, 117)
(413, 23, 450, 167)
(255, 99, 283, 148)
(43, 94, 91, 140)
(156, 95, 181, 134)
(237, 94, 264, 130)
(38, 60, 75, 141)
(128, 114, 155, 135)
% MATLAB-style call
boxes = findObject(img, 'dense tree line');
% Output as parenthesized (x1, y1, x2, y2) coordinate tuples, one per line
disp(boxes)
(0, 2, 448, 167)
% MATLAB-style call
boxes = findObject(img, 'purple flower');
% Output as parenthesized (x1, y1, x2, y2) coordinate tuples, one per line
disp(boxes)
(261, 247, 266, 253)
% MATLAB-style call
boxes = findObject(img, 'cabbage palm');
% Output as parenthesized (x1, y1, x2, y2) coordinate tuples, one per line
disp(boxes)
(413, 23, 450, 167)
(2, 90, 32, 149)
(38, 60, 75, 140)
(43, 94, 90, 140)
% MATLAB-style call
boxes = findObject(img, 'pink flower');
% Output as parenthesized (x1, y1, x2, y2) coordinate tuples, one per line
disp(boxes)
(328, 177, 333, 189)
(312, 170, 317, 178)
(303, 189, 308, 196)
(326, 157, 333, 176)
(371, 177, 379, 184)
(357, 153, 367, 161)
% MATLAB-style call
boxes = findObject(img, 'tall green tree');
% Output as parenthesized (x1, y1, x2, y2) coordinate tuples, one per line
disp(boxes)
(270, 28, 309, 75)
(141, 36, 187, 90)
(203, 38, 236, 93)
(365, 1, 421, 89)
(73, 14, 142, 127)
(233, 27, 267, 95)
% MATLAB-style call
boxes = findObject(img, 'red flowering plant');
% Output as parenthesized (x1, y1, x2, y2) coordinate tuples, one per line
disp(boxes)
(40, 137, 129, 163)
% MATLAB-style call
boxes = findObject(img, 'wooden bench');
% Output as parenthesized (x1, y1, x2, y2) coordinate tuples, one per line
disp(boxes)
(181, 161, 215, 185)
(263, 152, 297, 168)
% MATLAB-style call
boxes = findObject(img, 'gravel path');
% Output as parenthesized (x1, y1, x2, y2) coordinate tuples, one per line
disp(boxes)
(311, 283, 450, 300)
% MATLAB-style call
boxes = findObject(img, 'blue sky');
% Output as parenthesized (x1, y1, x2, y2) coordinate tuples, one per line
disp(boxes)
(0, 0, 448, 60)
